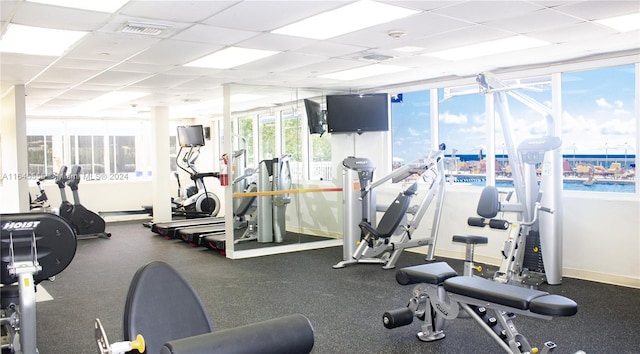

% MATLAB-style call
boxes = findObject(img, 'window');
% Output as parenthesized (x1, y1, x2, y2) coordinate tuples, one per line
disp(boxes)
(27, 135, 53, 176)
(438, 85, 486, 184)
(391, 90, 431, 169)
(258, 113, 276, 161)
(109, 136, 136, 173)
(562, 65, 636, 193)
(237, 116, 255, 168)
(282, 109, 302, 180)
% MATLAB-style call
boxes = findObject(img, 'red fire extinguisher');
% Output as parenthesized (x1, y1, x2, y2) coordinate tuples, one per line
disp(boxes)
(219, 153, 229, 186)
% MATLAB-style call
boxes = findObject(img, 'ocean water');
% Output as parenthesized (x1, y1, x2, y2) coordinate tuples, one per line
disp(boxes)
(463, 179, 636, 193)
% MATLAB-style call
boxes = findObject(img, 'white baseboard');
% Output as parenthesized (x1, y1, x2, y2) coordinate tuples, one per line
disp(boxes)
(408, 249, 640, 289)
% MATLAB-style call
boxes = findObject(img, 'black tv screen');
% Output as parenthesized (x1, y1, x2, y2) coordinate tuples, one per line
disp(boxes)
(177, 125, 205, 147)
(304, 98, 325, 135)
(326, 93, 389, 134)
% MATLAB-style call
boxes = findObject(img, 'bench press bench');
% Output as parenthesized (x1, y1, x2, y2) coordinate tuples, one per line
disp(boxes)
(384, 262, 578, 354)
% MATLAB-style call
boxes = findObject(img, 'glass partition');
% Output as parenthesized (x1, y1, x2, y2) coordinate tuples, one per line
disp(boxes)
(226, 84, 343, 258)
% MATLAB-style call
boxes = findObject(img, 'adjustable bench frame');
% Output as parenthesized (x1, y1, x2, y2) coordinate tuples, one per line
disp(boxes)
(383, 262, 577, 354)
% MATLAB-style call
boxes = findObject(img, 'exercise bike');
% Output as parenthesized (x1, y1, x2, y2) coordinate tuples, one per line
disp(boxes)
(55, 165, 111, 239)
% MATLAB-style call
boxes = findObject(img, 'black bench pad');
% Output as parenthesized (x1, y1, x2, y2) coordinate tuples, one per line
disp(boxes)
(444, 276, 548, 311)
(530, 294, 578, 316)
(452, 235, 488, 244)
(396, 262, 458, 285)
(444, 276, 577, 316)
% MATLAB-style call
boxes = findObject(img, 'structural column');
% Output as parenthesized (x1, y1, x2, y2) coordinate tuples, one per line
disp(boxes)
(151, 106, 172, 222)
(0, 85, 29, 212)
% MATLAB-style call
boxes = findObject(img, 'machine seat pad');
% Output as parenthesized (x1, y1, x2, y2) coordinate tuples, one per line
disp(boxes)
(444, 276, 549, 311)
(396, 262, 458, 285)
(452, 235, 489, 245)
(529, 294, 578, 316)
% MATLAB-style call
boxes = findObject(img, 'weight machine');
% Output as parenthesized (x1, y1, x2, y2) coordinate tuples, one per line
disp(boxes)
(334, 146, 446, 269)
(472, 72, 563, 285)
(1, 213, 76, 354)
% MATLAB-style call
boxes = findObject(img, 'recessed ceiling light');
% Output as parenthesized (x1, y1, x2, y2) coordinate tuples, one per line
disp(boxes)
(272, 0, 420, 40)
(423, 35, 550, 61)
(184, 47, 280, 69)
(26, 0, 129, 13)
(319, 64, 410, 81)
(0, 23, 88, 56)
(596, 12, 640, 32)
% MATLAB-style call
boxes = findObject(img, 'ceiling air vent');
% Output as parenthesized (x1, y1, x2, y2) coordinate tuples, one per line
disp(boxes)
(360, 53, 395, 62)
(120, 21, 170, 36)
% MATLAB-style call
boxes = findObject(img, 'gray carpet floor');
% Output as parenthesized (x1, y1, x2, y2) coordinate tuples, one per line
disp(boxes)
(34, 221, 640, 354)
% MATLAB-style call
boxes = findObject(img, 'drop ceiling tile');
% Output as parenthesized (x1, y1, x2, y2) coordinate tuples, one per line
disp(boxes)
(202, 1, 342, 32)
(1, 2, 18, 22)
(84, 71, 152, 86)
(412, 25, 514, 52)
(64, 33, 161, 62)
(53, 58, 119, 71)
(295, 41, 369, 58)
(483, 8, 583, 34)
(333, 12, 473, 49)
(237, 33, 316, 52)
(129, 39, 219, 65)
(11, 2, 111, 31)
(120, 1, 239, 23)
(554, 1, 640, 21)
(129, 74, 197, 89)
(171, 24, 259, 45)
(237, 52, 327, 73)
(432, 0, 545, 24)
(530, 22, 618, 43)
(31, 67, 101, 85)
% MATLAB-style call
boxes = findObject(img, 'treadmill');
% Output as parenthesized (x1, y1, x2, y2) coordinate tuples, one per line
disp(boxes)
(151, 217, 224, 239)
(176, 221, 226, 246)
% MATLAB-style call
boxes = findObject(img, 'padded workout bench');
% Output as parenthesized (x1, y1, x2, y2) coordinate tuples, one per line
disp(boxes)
(383, 262, 578, 354)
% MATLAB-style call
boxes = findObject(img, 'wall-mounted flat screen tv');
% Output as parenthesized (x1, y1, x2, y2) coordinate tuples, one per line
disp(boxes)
(304, 98, 325, 135)
(177, 125, 205, 147)
(326, 93, 389, 134)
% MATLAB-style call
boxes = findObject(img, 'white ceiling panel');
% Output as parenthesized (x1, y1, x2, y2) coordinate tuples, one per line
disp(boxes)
(202, 1, 343, 32)
(0, 0, 637, 117)
(119, 0, 238, 23)
(30, 67, 102, 85)
(128, 39, 219, 65)
(432, 0, 545, 24)
(483, 8, 584, 35)
(84, 70, 152, 86)
(554, 1, 640, 21)
(332, 11, 472, 48)
(11, 2, 111, 31)
(237, 52, 328, 73)
(237, 33, 316, 52)
(411, 25, 514, 52)
(1, 2, 19, 22)
(530, 22, 618, 43)
(64, 33, 161, 62)
(171, 24, 259, 46)
(128, 74, 198, 89)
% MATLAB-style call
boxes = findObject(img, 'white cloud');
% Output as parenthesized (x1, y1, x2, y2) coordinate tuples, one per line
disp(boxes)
(614, 100, 624, 108)
(595, 98, 612, 108)
(408, 127, 421, 136)
(439, 111, 467, 124)
(613, 109, 630, 115)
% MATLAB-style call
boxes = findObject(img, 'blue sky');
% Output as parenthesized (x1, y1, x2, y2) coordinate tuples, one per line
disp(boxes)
(392, 64, 636, 162)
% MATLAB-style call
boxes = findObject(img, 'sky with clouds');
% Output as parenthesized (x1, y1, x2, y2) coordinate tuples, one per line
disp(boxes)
(392, 64, 636, 163)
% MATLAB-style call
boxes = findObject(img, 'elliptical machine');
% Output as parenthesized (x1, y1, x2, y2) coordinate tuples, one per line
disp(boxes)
(175, 125, 221, 218)
(55, 165, 111, 239)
